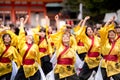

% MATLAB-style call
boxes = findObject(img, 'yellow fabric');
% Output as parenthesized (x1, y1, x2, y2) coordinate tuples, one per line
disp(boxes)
(18, 25, 40, 78)
(80, 27, 101, 69)
(47, 36, 55, 55)
(73, 25, 81, 32)
(18, 26, 26, 49)
(38, 39, 50, 58)
(55, 44, 76, 79)
(99, 23, 115, 46)
(32, 25, 41, 33)
(50, 26, 77, 51)
(99, 23, 120, 77)
(74, 26, 87, 54)
(19, 43, 40, 78)
(0, 45, 21, 76)
(0, 29, 18, 48)
(33, 25, 52, 57)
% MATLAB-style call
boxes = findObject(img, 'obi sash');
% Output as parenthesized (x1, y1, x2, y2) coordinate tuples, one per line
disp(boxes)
(0, 45, 10, 63)
(88, 36, 99, 57)
(22, 43, 33, 65)
(57, 45, 73, 65)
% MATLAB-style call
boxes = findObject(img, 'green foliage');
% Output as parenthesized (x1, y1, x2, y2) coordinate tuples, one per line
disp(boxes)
(63, 0, 120, 21)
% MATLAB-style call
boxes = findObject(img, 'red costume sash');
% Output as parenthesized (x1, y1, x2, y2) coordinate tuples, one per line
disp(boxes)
(57, 45, 73, 65)
(0, 45, 10, 63)
(39, 48, 46, 52)
(22, 43, 34, 65)
(38, 37, 44, 45)
(88, 36, 99, 57)
(104, 37, 120, 62)
(38, 38, 47, 52)
(77, 40, 84, 46)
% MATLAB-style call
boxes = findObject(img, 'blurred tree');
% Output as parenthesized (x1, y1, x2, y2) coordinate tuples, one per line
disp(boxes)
(62, 0, 120, 22)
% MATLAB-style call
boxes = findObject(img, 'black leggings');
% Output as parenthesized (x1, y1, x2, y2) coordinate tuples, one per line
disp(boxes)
(15, 66, 41, 80)
(101, 68, 120, 80)
(78, 52, 87, 61)
(41, 55, 53, 75)
(0, 72, 11, 80)
(55, 73, 80, 80)
(79, 62, 98, 80)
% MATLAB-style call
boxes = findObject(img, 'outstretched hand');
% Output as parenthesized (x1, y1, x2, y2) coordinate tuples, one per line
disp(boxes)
(84, 16, 90, 21)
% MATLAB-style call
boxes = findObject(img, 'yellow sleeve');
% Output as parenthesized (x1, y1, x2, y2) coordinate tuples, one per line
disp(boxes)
(33, 34, 39, 45)
(6, 30, 19, 48)
(74, 26, 85, 42)
(99, 23, 114, 46)
(32, 25, 41, 33)
(12, 47, 22, 68)
(50, 30, 63, 49)
(73, 25, 81, 33)
(18, 26, 26, 49)
(34, 44, 41, 64)
(70, 35, 77, 51)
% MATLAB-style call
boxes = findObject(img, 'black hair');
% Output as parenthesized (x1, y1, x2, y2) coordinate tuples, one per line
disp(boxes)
(115, 25, 120, 28)
(39, 27, 46, 33)
(14, 28, 20, 35)
(2, 33, 11, 43)
(85, 24, 94, 36)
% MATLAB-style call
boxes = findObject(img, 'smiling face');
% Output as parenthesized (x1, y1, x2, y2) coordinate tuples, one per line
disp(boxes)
(86, 27, 94, 36)
(62, 33, 70, 46)
(39, 27, 46, 38)
(26, 35, 34, 44)
(108, 30, 116, 39)
(115, 27, 120, 35)
(40, 31, 46, 38)
(2, 34, 11, 44)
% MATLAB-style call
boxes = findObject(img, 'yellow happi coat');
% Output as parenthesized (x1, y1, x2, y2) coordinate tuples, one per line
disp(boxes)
(74, 25, 87, 54)
(55, 43, 76, 79)
(99, 23, 120, 77)
(0, 29, 18, 48)
(0, 44, 21, 77)
(34, 33, 52, 58)
(80, 26, 101, 69)
(50, 25, 77, 51)
(18, 25, 40, 78)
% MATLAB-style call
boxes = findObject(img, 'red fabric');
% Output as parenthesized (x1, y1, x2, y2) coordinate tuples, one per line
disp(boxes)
(57, 58, 73, 65)
(58, 45, 69, 60)
(38, 37, 44, 45)
(51, 42, 54, 46)
(57, 45, 73, 65)
(104, 55, 118, 62)
(87, 36, 100, 57)
(88, 52, 99, 57)
(77, 41, 84, 46)
(39, 48, 46, 52)
(0, 45, 10, 62)
(22, 43, 32, 64)
(0, 57, 11, 63)
(23, 59, 35, 65)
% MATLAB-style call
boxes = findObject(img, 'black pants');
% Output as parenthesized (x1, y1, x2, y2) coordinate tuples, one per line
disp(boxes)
(79, 62, 98, 80)
(41, 55, 53, 75)
(15, 66, 41, 80)
(55, 73, 80, 80)
(78, 52, 87, 61)
(0, 72, 11, 80)
(101, 68, 120, 80)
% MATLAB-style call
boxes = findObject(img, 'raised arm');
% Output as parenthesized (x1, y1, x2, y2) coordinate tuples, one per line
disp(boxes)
(23, 15, 29, 24)
(55, 14, 59, 30)
(81, 16, 90, 27)
(104, 16, 115, 27)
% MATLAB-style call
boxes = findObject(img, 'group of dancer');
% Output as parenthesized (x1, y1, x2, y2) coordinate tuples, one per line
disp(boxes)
(0, 14, 120, 80)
